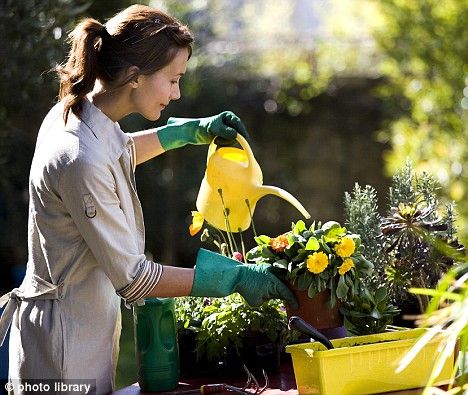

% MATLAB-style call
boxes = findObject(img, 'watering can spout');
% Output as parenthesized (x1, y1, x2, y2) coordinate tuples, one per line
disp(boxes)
(257, 185, 311, 220)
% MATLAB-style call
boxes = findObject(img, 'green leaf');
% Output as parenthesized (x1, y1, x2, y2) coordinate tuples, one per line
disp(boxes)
(292, 251, 307, 263)
(349, 234, 361, 249)
(319, 239, 332, 254)
(254, 235, 271, 245)
(370, 309, 382, 320)
(245, 246, 262, 261)
(356, 256, 374, 276)
(297, 271, 313, 290)
(342, 309, 370, 318)
(336, 276, 349, 299)
(323, 226, 347, 243)
(344, 275, 354, 288)
(307, 280, 319, 299)
(321, 221, 341, 233)
(329, 280, 337, 307)
(317, 278, 326, 293)
(305, 237, 320, 251)
(261, 247, 277, 259)
(293, 220, 306, 235)
(374, 287, 387, 304)
(290, 233, 306, 244)
(272, 259, 288, 270)
(319, 271, 330, 281)
(363, 285, 373, 301)
(286, 233, 296, 247)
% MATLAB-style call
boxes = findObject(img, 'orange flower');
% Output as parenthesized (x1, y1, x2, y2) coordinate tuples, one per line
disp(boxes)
(269, 234, 289, 253)
(189, 211, 204, 236)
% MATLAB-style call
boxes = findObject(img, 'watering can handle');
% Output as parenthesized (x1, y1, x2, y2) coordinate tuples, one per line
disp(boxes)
(235, 134, 255, 170)
(206, 134, 255, 170)
(206, 139, 217, 165)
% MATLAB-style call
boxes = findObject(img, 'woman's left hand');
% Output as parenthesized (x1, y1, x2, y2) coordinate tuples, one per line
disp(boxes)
(197, 111, 249, 142)
(157, 111, 249, 151)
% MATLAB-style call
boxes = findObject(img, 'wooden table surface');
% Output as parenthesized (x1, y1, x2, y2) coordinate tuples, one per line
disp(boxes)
(112, 361, 434, 395)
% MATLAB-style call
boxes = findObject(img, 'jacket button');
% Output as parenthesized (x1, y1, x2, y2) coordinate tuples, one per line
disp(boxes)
(58, 283, 65, 299)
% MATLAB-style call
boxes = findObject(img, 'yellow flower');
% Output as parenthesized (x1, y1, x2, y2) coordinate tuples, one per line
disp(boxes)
(189, 211, 204, 236)
(269, 234, 289, 253)
(338, 258, 355, 275)
(398, 203, 416, 217)
(306, 252, 329, 274)
(335, 236, 355, 258)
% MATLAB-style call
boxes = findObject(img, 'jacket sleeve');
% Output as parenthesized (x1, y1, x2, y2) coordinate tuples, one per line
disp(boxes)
(58, 159, 162, 304)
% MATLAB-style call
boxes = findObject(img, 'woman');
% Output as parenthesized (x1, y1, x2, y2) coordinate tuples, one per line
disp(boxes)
(0, 4, 296, 394)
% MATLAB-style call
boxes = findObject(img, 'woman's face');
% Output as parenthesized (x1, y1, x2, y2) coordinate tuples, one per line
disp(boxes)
(130, 47, 189, 121)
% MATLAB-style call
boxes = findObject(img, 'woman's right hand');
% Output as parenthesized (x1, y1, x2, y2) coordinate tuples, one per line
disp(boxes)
(190, 248, 298, 308)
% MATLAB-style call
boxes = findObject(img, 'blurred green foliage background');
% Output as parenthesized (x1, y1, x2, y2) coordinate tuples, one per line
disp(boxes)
(0, 0, 466, 389)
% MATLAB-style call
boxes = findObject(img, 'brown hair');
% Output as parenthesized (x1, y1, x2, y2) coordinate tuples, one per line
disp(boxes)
(57, 5, 194, 123)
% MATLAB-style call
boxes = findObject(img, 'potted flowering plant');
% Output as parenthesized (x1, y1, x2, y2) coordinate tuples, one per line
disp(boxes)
(246, 220, 374, 305)
(245, 220, 374, 335)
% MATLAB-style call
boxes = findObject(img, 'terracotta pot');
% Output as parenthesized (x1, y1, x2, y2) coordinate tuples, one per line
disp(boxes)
(285, 287, 346, 339)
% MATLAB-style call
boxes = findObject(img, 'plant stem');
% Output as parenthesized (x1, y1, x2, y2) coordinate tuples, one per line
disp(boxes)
(232, 232, 239, 253)
(245, 199, 257, 238)
(238, 228, 246, 259)
(415, 274, 430, 313)
(214, 227, 228, 249)
(218, 189, 236, 255)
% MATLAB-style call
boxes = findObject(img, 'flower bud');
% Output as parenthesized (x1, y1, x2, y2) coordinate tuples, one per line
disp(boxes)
(232, 252, 244, 262)
(200, 228, 210, 242)
(220, 243, 229, 256)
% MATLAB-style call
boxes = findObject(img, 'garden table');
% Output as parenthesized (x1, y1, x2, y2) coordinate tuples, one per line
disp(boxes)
(112, 361, 437, 395)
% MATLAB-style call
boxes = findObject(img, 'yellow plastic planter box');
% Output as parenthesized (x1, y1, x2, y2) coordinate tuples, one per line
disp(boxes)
(285, 328, 454, 395)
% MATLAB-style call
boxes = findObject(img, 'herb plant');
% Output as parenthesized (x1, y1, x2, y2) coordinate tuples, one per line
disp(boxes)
(175, 295, 288, 363)
(344, 161, 464, 314)
(340, 286, 400, 335)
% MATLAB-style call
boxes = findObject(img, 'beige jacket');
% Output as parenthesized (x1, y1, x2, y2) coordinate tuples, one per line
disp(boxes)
(0, 100, 163, 394)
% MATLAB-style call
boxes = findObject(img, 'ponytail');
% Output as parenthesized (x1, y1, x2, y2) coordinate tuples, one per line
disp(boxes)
(57, 19, 106, 123)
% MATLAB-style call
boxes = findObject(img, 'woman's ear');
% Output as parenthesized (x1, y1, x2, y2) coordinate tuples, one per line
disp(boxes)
(126, 66, 141, 88)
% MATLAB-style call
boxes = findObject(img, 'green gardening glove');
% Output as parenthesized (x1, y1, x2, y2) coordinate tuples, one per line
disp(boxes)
(190, 248, 298, 308)
(157, 111, 249, 151)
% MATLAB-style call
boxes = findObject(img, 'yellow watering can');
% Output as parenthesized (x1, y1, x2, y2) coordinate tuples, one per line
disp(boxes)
(196, 134, 311, 232)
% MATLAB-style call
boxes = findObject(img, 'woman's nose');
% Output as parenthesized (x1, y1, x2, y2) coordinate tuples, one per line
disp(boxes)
(171, 84, 181, 100)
